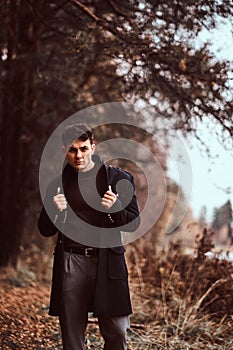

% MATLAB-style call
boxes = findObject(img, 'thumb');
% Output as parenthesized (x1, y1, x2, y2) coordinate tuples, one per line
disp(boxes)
(108, 185, 112, 192)
(57, 187, 61, 195)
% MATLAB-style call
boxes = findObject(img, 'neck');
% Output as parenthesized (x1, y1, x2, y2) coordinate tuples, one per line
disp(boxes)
(78, 160, 95, 173)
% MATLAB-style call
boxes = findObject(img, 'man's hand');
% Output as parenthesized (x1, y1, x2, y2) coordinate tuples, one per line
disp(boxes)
(101, 185, 118, 209)
(53, 187, 67, 212)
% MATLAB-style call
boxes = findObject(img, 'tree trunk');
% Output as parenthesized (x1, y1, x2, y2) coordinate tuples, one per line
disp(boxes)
(0, 0, 39, 267)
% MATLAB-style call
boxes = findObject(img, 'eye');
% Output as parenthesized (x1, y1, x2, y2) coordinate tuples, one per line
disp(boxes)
(80, 146, 88, 152)
(68, 147, 77, 153)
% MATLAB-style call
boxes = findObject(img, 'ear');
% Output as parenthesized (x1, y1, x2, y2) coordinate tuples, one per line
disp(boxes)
(91, 144, 96, 153)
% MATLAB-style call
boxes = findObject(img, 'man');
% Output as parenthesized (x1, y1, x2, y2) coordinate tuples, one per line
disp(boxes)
(38, 123, 140, 350)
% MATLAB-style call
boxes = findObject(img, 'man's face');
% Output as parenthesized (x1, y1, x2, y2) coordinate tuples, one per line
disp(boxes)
(65, 139, 95, 172)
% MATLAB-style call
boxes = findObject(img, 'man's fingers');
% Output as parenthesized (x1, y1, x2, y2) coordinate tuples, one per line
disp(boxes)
(54, 187, 67, 211)
(101, 186, 118, 209)
(108, 185, 118, 196)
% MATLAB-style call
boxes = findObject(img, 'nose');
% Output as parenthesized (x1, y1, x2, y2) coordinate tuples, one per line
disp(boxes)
(75, 149, 83, 158)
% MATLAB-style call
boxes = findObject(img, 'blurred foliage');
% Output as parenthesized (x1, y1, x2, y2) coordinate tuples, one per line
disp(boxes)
(0, 0, 232, 266)
(1, 230, 233, 348)
(127, 228, 233, 347)
(212, 200, 232, 230)
(211, 200, 233, 246)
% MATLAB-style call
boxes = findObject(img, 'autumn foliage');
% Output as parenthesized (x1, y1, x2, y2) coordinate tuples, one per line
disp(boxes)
(1, 229, 233, 349)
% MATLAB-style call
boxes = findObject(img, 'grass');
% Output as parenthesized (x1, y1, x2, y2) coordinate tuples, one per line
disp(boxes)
(1, 228, 233, 349)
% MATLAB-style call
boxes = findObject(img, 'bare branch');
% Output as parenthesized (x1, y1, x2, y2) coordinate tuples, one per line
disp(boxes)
(106, 0, 132, 18)
(72, 0, 101, 22)
(25, 0, 71, 37)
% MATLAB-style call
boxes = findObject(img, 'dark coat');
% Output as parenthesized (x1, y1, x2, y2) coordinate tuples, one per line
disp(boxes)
(38, 156, 140, 317)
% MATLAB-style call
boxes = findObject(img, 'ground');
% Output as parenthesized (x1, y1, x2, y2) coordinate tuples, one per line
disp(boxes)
(2, 236, 233, 349)
(0, 280, 152, 350)
(0, 281, 62, 349)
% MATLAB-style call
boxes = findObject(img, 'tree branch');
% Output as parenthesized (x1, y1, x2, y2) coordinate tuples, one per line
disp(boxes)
(25, 0, 71, 37)
(106, 0, 132, 18)
(72, 0, 101, 21)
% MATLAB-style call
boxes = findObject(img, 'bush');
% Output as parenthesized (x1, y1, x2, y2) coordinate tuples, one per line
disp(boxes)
(127, 228, 233, 348)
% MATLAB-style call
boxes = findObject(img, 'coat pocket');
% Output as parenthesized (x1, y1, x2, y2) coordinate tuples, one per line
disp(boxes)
(108, 246, 128, 279)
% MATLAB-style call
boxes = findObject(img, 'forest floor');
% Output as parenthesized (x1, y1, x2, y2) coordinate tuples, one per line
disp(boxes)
(0, 279, 159, 350)
(2, 278, 233, 350)
(0, 245, 160, 350)
(1, 237, 233, 349)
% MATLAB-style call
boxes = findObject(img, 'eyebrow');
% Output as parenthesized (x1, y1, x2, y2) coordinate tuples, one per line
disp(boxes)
(68, 146, 89, 152)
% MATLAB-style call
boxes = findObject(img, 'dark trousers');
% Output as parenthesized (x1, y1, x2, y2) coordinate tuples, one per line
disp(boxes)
(59, 252, 129, 350)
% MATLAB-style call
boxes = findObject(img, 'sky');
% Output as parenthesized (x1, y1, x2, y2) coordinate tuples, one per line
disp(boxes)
(188, 130, 233, 221)
(167, 123, 233, 223)
(167, 19, 233, 223)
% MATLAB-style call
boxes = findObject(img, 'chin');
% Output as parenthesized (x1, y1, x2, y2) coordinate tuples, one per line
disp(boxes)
(76, 165, 86, 171)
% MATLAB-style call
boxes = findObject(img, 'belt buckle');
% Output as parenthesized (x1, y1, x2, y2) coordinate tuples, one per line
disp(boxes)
(85, 248, 93, 257)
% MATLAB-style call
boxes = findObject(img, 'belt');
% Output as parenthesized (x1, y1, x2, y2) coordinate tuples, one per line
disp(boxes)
(64, 246, 98, 257)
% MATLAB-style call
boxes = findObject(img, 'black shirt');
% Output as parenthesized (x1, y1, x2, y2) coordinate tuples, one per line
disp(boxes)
(63, 164, 106, 248)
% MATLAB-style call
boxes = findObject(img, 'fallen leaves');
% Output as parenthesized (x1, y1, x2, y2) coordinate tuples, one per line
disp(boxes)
(1, 236, 233, 349)
(0, 282, 62, 349)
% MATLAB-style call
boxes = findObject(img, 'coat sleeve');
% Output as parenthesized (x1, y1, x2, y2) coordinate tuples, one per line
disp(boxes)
(107, 172, 140, 232)
(37, 181, 60, 237)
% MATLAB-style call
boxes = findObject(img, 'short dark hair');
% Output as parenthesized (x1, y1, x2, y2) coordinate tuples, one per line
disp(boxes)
(62, 123, 94, 147)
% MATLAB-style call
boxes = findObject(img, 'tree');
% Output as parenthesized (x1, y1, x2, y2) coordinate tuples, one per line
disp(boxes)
(0, 0, 232, 267)
(199, 205, 207, 228)
(212, 200, 232, 230)
(0, 1, 42, 266)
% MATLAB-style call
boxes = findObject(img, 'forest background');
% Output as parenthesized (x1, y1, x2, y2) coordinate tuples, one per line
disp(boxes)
(0, 1, 233, 349)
